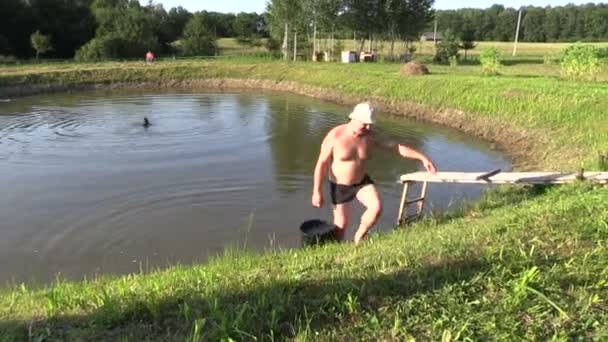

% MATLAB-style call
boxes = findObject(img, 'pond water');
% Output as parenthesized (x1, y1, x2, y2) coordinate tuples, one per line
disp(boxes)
(0, 90, 511, 285)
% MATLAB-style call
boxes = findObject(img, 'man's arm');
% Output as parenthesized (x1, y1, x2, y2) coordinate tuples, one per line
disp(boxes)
(371, 134, 437, 174)
(312, 130, 334, 207)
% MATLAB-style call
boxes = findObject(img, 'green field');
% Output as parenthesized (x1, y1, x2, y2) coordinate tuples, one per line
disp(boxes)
(218, 37, 608, 58)
(1, 50, 607, 340)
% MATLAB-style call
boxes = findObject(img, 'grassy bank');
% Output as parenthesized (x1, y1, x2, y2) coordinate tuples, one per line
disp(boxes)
(1, 183, 606, 340)
(1, 58, 607, 340)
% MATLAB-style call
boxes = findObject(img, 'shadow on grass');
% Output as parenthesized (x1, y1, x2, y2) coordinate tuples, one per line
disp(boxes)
(425, 183, 552, 225)
(0, 255, 493, 340)
(501, 58, 545, 66)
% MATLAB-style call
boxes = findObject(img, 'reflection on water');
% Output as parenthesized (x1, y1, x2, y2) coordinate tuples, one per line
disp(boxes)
(0, 90, 511, 285)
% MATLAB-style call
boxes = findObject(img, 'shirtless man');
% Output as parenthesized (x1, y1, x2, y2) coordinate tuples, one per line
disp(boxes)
(312, 102, 437, 243)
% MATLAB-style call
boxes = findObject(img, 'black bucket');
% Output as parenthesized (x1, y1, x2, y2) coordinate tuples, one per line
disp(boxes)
(300, 219, 339, 247)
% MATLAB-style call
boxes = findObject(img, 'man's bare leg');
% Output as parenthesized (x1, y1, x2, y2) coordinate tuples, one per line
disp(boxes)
(333, 202, 350, 241)
(354, 185, 382, 243)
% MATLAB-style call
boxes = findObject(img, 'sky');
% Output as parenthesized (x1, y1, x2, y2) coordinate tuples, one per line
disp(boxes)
(140, 0, 603, 14)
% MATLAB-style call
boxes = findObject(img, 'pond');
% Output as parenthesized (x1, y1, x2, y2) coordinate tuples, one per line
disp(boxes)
(0, 90, 511, 284)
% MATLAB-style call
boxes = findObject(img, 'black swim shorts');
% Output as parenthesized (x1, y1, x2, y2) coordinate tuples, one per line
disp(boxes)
(329, 174, 375, 205)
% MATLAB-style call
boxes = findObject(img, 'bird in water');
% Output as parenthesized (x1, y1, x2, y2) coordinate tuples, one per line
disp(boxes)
(143, 117, 151, 128)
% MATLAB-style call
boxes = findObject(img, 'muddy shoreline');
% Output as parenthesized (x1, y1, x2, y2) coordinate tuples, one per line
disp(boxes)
(0, 79, 545, 170)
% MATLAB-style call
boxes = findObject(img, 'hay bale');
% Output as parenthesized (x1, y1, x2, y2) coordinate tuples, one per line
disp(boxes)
(400, 62, 430, 76)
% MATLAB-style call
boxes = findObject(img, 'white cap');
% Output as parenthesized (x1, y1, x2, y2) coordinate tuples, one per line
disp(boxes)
(348, 102, 376, 124)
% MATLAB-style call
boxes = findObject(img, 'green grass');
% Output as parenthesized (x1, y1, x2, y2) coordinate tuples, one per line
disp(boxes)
(1, 183, 607, 340)
(1, 55, 607, 340)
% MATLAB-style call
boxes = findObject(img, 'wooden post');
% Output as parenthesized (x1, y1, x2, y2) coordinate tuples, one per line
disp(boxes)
(417, 181, 428, 216)
(397, 182, 410, 225)
(293, 31, 297, 62)
(513, 10, 522, 57)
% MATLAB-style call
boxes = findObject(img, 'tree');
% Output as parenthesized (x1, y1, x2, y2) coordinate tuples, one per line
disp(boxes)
(342, 0, 386, 52)
(483, 4, 504, 40)
(460, 8, 484, 41)
(0, 0, 35, 57)
(459, 26, 476, 60)
(522, 7, 546, 42)
(29, 0, 96, 58)
(166, 6, 193, 42)
(74, 0, 160, 60)
(233, 12, 260, 43)
(435, 10, 463, 39)
(559, 5, 577, 41)
(399, 0, 434, 54)
(181, 14, 217, 56)
(30, 30, 52, 59)
(544, 7, 561, 42)
(265, 0, 303, 60)
(434, 29, 459, 64)
(493, 9, 518, 41)
(315, 0, 342, 59)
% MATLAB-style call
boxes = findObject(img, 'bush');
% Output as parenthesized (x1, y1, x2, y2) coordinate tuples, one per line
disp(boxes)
(181, 15, 217, 56)
(0, 55, 17, 64)
(448, 55, 458, 67)
(433, 39, 459, 64)
(596, 47, 608, 59)
(265, 37, 281, 52)
(75, 36, 123, 62)
(560, 44, 600, 80)
(75, 33, 158, 62)
(479, 47, 502, 75)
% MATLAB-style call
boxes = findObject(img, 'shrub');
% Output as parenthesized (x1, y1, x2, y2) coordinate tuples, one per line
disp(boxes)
(0, 55, 17, 64)
(479, 47, 502, 75)
(448, 55, 458, 67)
(181, 15, 217, 56)
(560, 44, 600, 80)
(30, 30, 52, 59)
(433, 30, 459, 64)
(596, 47, 608, 59)
(75, 36, 122, 62)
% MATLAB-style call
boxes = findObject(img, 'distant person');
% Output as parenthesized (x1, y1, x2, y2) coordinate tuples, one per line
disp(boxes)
(143, 117, 151, 127)
(311, 102, 437, 244)
(146, 51, 155, 64)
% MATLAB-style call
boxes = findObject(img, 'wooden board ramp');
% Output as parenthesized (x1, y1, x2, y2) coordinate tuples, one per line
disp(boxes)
(396, 169, 608, 225)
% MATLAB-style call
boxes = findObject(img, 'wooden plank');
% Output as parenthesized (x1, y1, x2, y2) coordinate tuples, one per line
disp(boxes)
(399, 171, 608, 185)
(406, 197, 425, 205)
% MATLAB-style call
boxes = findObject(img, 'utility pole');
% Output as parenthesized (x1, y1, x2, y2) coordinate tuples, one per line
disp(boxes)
(513, 9, 522, 56)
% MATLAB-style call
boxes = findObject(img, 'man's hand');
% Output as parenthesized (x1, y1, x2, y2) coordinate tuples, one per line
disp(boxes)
(422, 158, 437, 175)
(312, 191, 323, 208)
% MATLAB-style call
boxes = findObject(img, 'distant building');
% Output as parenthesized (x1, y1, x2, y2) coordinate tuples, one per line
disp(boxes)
(420, 32, 443, 42)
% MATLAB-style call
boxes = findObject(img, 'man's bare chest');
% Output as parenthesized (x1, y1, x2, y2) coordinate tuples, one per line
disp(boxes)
(333, 137, 371, 161)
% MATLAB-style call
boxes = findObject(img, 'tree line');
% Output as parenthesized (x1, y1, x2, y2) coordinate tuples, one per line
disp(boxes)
(433, 3, 608, 43)
(0, 0, 267, 60)
(1, 0, 607, 61)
